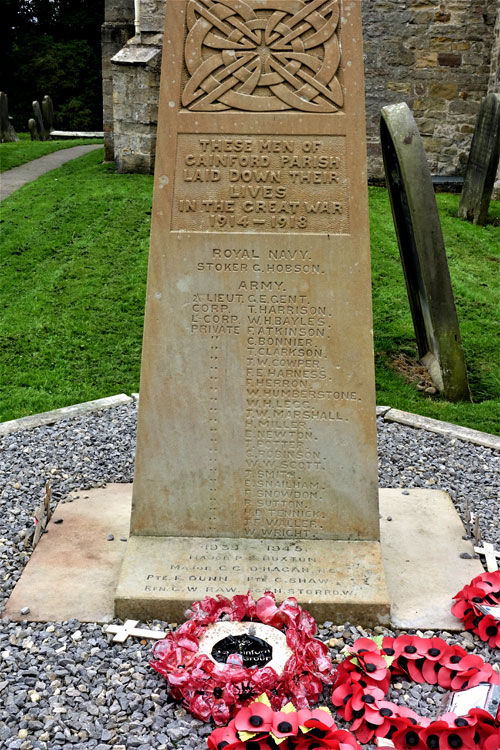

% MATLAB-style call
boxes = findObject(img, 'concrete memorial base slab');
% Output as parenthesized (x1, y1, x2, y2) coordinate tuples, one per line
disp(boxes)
(5, 485, 483, 629)
(379, 489, 483, 631)
(115, 536, 391, 626)
(4, 484, 131, 623)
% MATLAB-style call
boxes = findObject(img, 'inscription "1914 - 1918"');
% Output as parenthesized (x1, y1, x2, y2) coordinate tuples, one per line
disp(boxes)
(171, 135, 349, 233)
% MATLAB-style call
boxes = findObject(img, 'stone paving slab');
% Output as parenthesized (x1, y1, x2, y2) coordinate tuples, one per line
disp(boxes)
(379, 489, 483, 631)
(5, 485, 480, 630)
(383, 408, 500, 450)
(0, 144, 102, 201)
(4, 484, 131, 623)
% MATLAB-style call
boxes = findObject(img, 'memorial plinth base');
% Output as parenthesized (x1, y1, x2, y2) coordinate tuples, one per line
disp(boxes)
(114, 536, 391, 626)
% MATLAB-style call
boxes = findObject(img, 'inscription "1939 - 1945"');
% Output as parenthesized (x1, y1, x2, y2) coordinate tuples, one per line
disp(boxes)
(171, 135, 349, 233)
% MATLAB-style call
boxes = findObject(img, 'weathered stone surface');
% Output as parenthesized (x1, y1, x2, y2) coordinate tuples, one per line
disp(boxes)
(5, 485, 131, 623)
(116, 536, 390, 626)
(380, 102, 470, 403)
(379, 490, 483, 631)
(117, 0, 387, 622)
(42, 95, 55, 133)
(32, 100, 48, 141)
(111, 39, 161, 173)
(458, 93, 500, 224)
(7, 483, 479, 629)
(0, 91, 19, 143)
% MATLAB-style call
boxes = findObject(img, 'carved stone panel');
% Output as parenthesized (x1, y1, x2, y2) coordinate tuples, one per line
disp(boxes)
(182, 0, 343, 112)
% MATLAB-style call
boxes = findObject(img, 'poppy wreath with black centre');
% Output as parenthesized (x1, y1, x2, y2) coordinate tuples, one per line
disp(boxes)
(207, 695, 361, 750)
(149, 591, 334, 725)
(452, 571, 500, 649)
(331, 635, 500, 747)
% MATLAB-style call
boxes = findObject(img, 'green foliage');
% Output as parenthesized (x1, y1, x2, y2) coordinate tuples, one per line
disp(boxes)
(1, 0, 104, 131)
(0, 153, 499, 434)
(0, 135, 104, 172)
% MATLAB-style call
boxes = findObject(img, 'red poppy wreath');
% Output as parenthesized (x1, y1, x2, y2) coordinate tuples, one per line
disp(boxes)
(452, 571, 500, 648)
(207, 694, 361, 750)
(150, 592, 334, 725)
(331, 635, 500, 748)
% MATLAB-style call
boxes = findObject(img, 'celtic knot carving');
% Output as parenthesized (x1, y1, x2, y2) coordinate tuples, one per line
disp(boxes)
(182, 0, 343, 112)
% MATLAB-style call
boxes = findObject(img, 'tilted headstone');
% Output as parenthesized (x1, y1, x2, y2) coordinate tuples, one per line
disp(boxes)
(380, 102, 470, 403)
(0, 92, 19, 142)
(42, 95, 55, 133)
(458, 93, 500, 226)
(32, 100, 48, 141)
(115, 0, 390, 625)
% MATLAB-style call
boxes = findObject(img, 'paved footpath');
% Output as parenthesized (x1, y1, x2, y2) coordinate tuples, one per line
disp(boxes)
(0, 144, 102, 201)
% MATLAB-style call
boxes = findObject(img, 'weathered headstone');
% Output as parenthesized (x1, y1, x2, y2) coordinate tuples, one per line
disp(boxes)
(42, 95, 55, 134)
(32, 100, 48, 141)
(0, 92, 19, 142)
(115, 0, 390, 625)
(458, 93, 500, 226)
(380, 102, 471, 403)
(28, 118, 39, 141)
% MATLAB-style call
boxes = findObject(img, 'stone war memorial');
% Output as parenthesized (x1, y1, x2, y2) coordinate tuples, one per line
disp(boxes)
(115, 0, 391, 625)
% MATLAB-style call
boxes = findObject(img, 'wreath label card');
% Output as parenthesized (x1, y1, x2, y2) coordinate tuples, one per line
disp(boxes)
(445, 684, 500, 721)
(198, 621, 292, 673)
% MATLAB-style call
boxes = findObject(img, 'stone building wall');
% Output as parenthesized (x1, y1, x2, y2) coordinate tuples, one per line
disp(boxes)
(101, 0, 135, 162)
(363, 0, 499, 178)
(104, 0, 499, 179)
(487, 8, 500, 196)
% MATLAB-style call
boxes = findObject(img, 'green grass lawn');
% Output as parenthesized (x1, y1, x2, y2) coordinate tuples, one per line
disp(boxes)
(1, 147, 499, 433)
(0, 133, 104, 172)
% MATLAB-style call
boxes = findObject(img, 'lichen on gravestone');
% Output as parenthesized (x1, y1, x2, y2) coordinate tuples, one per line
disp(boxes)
(458, 93, 500, 226)
(380, 102, 471, 403)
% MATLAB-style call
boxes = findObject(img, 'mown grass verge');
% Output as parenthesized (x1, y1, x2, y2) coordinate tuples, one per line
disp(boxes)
(0, 133, 104, 172)
(1, 148, 499, 433)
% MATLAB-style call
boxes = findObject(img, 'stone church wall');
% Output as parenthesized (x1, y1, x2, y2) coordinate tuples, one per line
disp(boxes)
(104, 0, 499, 180)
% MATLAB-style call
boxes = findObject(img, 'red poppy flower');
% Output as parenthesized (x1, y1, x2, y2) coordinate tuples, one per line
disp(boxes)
(419, 720, 476, 750)
(208, 721, 245, 750)
(234, 702, 273, 733)
(301, 708, 337, 733)
(477, 615, 500, 649)
(332, 634, 499, 748)
(271, 710, 300, 738)
(348, 639, 390, 685)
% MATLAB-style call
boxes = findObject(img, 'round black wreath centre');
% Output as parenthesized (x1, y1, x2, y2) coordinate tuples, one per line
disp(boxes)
(211, 634, 273, 669)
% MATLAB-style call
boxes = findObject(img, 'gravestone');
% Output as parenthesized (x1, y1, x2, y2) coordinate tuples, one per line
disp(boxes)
(42, 95, 55, 134)
(380, 102, 470, 403)
(0, 92, 19, 142)
(115, 0, 390, 625)
(458, 93, 500, 226)
(28, 118, 38, 141)
(31, 100, 48, 141)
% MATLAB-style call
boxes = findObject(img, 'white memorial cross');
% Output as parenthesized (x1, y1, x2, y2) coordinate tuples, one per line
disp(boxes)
(106, 620, 167, 643)
(473, 542, 500, 572)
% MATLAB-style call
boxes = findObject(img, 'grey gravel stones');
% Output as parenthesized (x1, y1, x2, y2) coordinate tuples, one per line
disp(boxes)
(0, 404, 499, 750)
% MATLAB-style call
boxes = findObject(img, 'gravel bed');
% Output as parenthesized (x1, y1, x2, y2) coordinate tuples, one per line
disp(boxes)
(0, 403, 499, 750)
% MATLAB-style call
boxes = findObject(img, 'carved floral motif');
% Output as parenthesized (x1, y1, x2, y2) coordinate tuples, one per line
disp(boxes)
(182, 0, 343, 112)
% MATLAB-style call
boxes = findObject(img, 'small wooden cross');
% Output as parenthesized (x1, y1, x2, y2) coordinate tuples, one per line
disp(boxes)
(474, 542, 500, 572)
(105, 619, 167, 643)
